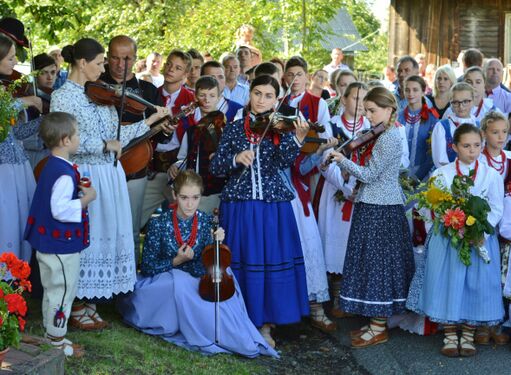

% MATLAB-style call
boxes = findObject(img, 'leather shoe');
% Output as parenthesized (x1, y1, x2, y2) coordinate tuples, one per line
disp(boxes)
(351, 329, 388, 348)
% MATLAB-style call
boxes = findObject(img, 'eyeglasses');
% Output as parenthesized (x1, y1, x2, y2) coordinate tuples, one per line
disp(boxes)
(451, 99, 472, 107)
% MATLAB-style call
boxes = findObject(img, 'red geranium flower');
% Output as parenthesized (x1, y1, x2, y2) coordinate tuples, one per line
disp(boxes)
(4, 293, 27, 316)
(17, 316, 25, 331)
(443, 207, 466, 230)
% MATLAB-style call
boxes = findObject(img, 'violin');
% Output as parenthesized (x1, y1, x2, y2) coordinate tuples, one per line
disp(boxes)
(324, 122, 386, 166)
(120, 102, 197, 175)
(195, 110, 226, 154)
(300, 123, 332, 154)
(84, 80, 158, 116)
(198, 209, 235, 343)
(0, 70, 32, 98)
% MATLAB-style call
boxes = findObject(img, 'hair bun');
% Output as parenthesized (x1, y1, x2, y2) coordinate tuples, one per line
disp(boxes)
(61, 45, 75, 63)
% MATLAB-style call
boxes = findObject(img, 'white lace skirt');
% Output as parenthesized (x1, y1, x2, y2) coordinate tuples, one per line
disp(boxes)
(0, 161, 35, 262)
(289, 197, 330, 303)
(75, 162, 136, 299)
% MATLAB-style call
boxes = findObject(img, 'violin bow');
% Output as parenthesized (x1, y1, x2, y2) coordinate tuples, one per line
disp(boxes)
(236, 75, 297, 183)
(26, 27, 37, 95)
(113, 57, 129, 167)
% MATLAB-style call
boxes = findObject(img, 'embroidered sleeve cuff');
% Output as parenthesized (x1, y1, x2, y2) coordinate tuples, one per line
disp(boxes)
(293, 135, 304, 147)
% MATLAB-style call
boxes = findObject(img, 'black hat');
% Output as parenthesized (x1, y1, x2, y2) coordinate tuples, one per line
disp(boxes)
(34, 53, 56, 71)
(0, 18, 29, 47)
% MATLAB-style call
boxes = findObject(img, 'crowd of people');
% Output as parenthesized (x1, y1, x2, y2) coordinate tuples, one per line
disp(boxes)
(1, 15, 511, 361)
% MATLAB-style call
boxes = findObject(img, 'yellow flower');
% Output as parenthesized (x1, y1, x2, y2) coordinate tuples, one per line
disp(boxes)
(466, 215, 476, 226)
(426, 186, 444, 205)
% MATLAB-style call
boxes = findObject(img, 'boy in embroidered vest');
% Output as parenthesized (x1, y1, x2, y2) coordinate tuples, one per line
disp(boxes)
(431, 82, 478, 168)
(142, 50, 195, 228)
(24, 112, 96, 357)
(200, 61, 244, 123)
(169, 76, 227, 213)
(283, 56, 332, 212)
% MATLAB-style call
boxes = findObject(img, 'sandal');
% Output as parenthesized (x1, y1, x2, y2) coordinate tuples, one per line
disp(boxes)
(84, 303, 109, 329)
(459, 331, 476, 357)
(50, 336, 86, 358)
(440, 335, 459, 357)
(490, 326, 510, 345)
(474, 326, 490, 345)
(259, 324, 276, 349)
(351, 327, 388, 348)
(69, 305, 98, 331)
(350, 325, 369, 339)
(311, 314, 337, 333)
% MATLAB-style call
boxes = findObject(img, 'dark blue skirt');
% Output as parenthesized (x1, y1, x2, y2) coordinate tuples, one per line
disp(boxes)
(340, 203, 415, 317)
(220, 200, 309, 327)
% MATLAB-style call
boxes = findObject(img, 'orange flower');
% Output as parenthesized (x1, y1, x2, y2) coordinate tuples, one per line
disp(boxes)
(443, 207, 466, 230)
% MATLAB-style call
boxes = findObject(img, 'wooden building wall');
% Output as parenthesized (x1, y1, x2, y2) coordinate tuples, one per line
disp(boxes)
(388, 0, 511, 66)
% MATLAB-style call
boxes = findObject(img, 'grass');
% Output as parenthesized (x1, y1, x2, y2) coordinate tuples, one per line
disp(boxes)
(24, 298, 264, 375)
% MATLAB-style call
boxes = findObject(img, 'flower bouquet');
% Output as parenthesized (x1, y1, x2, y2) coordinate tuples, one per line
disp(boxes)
(408, 173, 494, 266)
(0, 84, 18, 143)
(0, 252, 31, 351)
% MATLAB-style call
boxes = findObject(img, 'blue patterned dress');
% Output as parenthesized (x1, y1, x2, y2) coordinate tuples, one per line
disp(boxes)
(210, 115, 309, 327)
(338, 126, 415, 317)
(0, 99, 42, 262)
(117, 209, 277, 357)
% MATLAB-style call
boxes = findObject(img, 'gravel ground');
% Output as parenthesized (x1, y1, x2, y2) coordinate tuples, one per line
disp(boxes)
(251, 320, 370, 375)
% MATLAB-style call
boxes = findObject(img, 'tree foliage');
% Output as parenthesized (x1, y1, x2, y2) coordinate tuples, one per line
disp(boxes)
(3, 0, 386, 75)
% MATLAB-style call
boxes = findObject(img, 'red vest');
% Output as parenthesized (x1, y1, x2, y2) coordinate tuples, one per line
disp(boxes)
(157, 85, 195, 142)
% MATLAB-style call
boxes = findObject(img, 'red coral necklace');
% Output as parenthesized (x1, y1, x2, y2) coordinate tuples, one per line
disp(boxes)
(172, 209, 199, 247)
(483, 148, 506, 175)
(455, 159, 479, 181)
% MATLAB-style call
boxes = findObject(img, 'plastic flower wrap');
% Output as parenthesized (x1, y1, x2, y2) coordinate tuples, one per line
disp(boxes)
(407, 173, 494, 266)
(0, 252, 31, 350)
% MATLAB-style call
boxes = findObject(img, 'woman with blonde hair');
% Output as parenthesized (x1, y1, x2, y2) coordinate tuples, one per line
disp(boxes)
(426, 64, 457, 118)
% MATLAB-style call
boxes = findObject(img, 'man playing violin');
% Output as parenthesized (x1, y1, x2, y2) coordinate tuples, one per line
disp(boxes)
(168, 76, 227, 214)
(100, 35, 172, 264)
(141, 50, 195, 229)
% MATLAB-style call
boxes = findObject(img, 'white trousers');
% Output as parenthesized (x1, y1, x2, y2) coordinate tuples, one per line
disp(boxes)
(141, 173, 173, 229)
(37, 251, 80, 338)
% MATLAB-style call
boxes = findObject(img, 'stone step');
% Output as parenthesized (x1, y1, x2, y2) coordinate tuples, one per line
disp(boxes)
(0, 336, 65, 375)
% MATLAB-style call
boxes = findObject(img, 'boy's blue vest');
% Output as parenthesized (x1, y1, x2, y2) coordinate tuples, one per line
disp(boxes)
(24, 156, 90, 254)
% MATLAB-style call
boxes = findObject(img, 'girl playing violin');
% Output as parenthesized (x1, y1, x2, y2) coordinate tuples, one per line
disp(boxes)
(328, 87, 415, 348)
(117, 170, 277, 357)
(210, 74, 310, 348)
(169, 76, 227, 213)
(50, 38, 169, 330)
(317, 82, 370, 318)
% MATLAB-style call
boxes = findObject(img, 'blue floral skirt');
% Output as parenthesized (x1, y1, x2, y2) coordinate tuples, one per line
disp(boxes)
(220, 200, 310, 327)
(339, 203, 415, 317)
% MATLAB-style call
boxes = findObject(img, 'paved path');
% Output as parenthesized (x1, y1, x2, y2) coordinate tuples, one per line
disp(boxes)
(332, 316, 511, 375)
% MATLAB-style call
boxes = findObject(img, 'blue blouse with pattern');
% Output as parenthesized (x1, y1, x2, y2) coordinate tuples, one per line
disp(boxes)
(140, 210, 213, 278)
(210, 116, 301, 202)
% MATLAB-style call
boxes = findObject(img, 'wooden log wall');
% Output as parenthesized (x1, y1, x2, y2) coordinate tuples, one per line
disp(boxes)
(388, 0, 511, 67)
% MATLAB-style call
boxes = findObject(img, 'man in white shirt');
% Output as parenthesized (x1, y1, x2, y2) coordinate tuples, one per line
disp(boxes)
(484, 58, 511, 115)
(222, 54, 249, 105)
(323, 48, 349, 79)
(144, 52, 164, 88)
